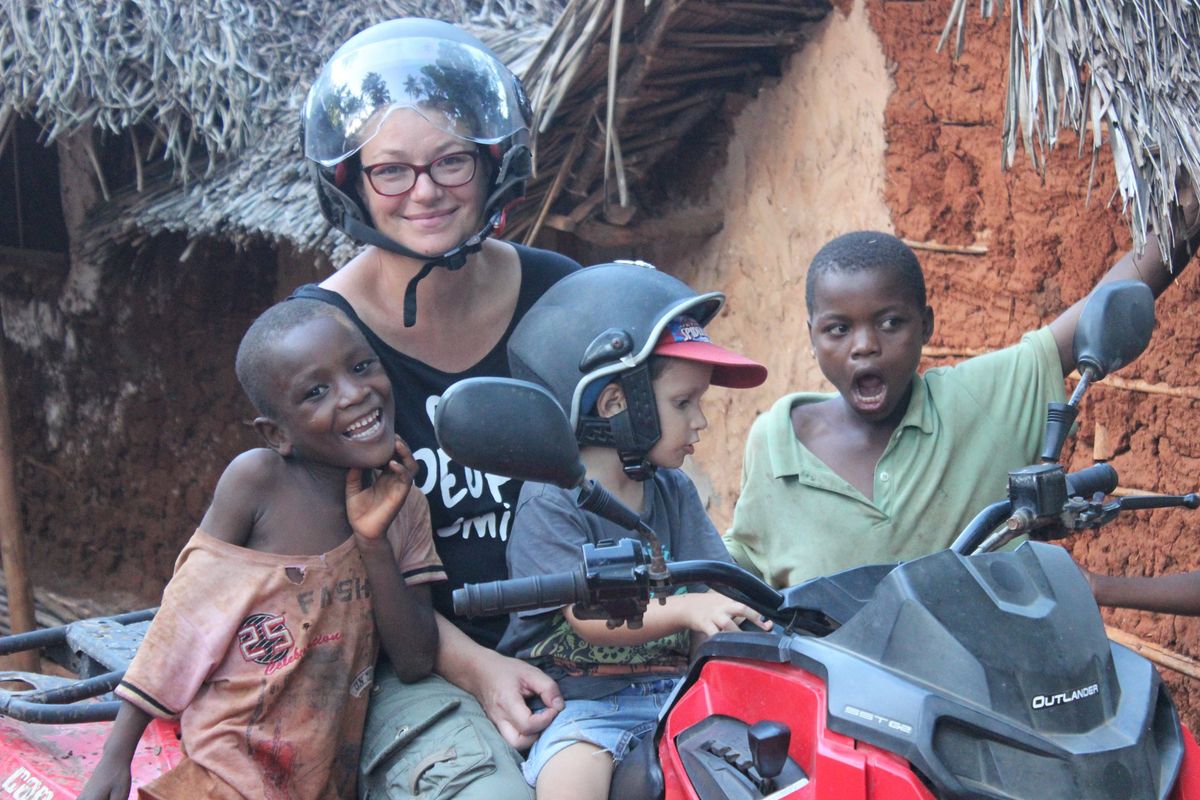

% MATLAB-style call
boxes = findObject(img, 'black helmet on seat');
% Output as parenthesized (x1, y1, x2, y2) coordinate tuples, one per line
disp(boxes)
(302, 18, 532, 325)
(507, 261, 766, 480)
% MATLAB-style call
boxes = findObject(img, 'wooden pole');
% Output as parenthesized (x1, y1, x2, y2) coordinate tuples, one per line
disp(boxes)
(0, 308, 37, 672)
(1107, 626, 1200, 681)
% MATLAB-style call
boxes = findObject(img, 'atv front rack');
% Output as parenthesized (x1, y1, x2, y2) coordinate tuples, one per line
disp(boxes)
(0, 608, 155, 723)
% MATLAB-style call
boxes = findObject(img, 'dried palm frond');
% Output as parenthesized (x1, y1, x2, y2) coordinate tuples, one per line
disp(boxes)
(0, 0, 559, 261)
(940, 0, 1200, 262)
(0, 1, 557, 180)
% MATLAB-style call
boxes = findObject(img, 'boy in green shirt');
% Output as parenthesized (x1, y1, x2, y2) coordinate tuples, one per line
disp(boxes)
(727, 213, 1198, 588)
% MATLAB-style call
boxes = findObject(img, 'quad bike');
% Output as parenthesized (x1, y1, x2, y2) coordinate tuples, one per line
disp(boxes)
(0, 281, 1194, 799)
(0, 609, 181, 798)
(434, 280, 1200, 799)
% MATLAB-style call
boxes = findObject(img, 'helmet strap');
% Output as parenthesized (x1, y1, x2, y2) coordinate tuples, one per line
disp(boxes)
(608, 410, 658, 482)
(577, 415, 616, 448)
(612, 365, 662, 481)
(481, 144, 531, 227)
(344, 213, 483, 327)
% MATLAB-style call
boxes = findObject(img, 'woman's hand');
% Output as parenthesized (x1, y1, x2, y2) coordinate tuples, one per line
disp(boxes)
(435, 617, 565, 751)
(472, 651, 564, 750)
(346, 436, 417, 540)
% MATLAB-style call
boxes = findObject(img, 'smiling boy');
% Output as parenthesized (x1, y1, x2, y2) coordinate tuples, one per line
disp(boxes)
(80, 300, 443, 800)
(726, 224, 1198, 589)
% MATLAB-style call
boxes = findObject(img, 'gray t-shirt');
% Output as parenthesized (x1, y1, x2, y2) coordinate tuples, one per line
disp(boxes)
(498, 468, 732, 700)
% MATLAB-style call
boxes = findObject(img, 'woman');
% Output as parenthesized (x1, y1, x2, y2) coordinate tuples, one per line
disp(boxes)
(296, 18, 580, 799)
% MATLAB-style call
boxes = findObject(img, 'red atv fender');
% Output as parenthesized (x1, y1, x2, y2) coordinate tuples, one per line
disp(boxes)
(658, 658, 1200, 800)
(0, 714, 181, 799)
(1177, 726, 1200, 800)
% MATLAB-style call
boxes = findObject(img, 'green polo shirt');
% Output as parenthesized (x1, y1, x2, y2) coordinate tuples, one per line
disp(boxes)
(724, 327, 1066, 589)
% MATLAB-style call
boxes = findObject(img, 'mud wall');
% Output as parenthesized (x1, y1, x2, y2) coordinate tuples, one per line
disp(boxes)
(645, 0, 893, 518)
(654, 0, 1200, 727)
(2, 232, 293, 608)
(870, 0, 1200, 727)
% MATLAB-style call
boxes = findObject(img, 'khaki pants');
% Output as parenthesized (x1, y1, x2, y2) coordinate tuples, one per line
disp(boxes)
(359, 662, 533, 799)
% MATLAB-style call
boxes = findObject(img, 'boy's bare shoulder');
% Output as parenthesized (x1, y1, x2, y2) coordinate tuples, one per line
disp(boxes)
(219, 449, 288, 492)
(789, 398, 837, 445)
(200, 449, 287, 547)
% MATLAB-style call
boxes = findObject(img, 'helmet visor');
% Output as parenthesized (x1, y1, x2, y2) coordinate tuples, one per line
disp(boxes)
(304, 37, 529, 167)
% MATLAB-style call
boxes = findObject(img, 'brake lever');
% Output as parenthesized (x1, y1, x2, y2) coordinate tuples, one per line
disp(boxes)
(572, 598, 649, 629)
(1064, 492, 1199, 531)
(1111, 493, 1200, 511)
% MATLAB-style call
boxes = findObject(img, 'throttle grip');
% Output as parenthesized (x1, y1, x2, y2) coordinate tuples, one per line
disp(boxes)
(1065, 463, 1119, 498)
(452, 569, 590, 618)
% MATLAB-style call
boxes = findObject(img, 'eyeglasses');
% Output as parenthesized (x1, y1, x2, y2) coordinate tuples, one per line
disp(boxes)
(361, 151, 479, 197)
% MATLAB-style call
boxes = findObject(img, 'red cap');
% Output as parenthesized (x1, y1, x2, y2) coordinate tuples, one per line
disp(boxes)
(652, 316, 767, 388)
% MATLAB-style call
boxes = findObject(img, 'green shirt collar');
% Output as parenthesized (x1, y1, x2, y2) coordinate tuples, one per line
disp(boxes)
(765, 374, 934, 482)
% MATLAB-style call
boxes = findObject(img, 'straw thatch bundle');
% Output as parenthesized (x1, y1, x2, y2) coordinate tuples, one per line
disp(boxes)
(1, 0, 833, 264)
(510, 0, 832, 246)
(941, 0, 1200, 261)
(1, 1, 544, 180)
(6, 1, 1195, 264)
(0, 0, 562, 261)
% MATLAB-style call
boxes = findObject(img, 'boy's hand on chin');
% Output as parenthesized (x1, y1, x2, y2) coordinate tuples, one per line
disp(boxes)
(346, 436, 418, 539)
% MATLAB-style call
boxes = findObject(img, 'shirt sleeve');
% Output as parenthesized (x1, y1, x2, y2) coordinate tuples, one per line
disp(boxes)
(116, 540, 244, 719)
(665, 470, 732, 564)
(385, 489, 445, 585)
(931, 326, 1066, 462)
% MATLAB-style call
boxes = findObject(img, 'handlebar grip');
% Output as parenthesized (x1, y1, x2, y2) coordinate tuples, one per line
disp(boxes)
(452, 569, 590, 618)
(1066, 463, 1118, 498)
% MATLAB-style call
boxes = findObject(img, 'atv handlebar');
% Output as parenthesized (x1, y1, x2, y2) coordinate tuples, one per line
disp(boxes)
(0, 608, 157, 724)
(453, 568, 590, 618)
(953, 463, 1197, 555)
(951, 464, 1125, 554)
(1064, 463, 1119, 498)
(457, 463, 1197, 628)
(453, 547, 789, 623)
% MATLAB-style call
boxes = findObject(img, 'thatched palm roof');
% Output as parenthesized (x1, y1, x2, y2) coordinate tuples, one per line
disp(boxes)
(4, 1, 1195, 264)
(942, 0, 1200, 260)
(507, 0, 832, 246)
(0, 0, 833, 264)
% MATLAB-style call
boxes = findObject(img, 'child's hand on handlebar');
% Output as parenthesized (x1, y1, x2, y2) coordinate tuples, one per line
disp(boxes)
(674, 591, 773, 637)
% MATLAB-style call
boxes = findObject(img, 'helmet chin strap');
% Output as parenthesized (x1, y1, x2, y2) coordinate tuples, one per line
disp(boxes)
(342, 213, 489, 327)
(576, 365, 662, 482)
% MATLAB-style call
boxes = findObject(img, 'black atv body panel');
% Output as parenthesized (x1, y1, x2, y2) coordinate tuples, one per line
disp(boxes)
(682, 543, 1183, 800)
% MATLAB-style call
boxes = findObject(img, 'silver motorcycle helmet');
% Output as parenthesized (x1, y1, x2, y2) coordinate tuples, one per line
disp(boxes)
(302, 18, 533, 325)
(508, 261, 765, 480)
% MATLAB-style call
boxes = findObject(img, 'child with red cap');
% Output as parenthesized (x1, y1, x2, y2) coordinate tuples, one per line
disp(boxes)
(498, 261, 771, 800)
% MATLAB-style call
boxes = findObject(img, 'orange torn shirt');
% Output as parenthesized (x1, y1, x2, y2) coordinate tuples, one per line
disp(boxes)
(118, 493, 444, 799)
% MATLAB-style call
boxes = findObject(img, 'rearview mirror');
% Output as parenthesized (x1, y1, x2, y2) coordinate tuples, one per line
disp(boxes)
(1072, 280, 1154, 380)
(434, 378, 586, 489)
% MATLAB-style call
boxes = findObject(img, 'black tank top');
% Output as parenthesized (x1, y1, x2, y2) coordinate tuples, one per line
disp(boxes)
(291, 244, 579, 647)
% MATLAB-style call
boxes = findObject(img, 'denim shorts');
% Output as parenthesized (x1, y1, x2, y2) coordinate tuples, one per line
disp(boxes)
(521, 677, 679, 787)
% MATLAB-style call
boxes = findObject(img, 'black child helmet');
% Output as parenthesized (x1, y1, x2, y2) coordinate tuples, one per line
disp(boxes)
(508, 261, 766, 480)
(302, 18, 533, 325)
